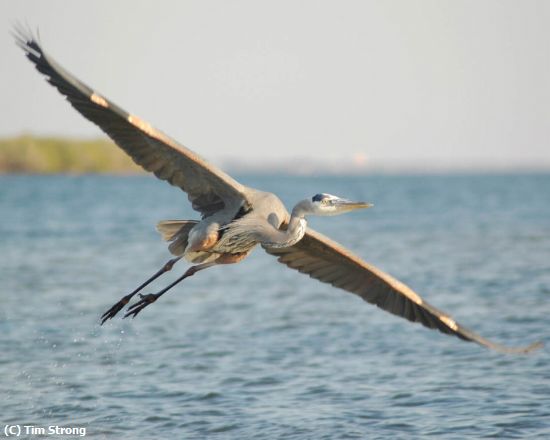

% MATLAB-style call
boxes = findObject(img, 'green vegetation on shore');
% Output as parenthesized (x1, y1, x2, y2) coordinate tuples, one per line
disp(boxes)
(0, 135, 144, 174)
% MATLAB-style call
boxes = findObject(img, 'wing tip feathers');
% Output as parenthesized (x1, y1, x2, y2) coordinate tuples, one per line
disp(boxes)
(490, 340, 543, 355)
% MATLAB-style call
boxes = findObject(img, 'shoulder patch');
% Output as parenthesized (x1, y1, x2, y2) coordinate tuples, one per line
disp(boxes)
(90, 92, 108, 108)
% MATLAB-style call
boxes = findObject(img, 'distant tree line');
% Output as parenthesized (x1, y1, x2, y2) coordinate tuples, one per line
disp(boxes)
(0, 135, 143, 174)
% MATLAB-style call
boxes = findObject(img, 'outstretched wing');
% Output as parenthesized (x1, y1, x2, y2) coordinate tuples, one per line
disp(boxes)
(15, 29, 250, 218)
(264, 228, 541, 354)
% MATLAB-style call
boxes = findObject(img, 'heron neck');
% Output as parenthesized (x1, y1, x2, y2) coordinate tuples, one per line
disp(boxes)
(290, 199, 311, 219)
(262, 212, 307, 249)
(282, 214, 308, 248)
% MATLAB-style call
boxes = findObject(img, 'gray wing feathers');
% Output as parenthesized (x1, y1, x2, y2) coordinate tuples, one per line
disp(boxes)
(265, 228, 541, 354)
(15, 30, 250, 218)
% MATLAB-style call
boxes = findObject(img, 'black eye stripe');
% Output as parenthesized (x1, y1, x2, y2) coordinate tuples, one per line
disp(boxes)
(312, 194, 325, 202)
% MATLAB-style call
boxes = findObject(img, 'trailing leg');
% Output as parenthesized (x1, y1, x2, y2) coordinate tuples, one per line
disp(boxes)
(100, 256, 182, 324)
(124, 261, 217, 319)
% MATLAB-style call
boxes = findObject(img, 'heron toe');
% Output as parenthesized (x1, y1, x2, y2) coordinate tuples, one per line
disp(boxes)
(124, 293, 159, 319)
(100, 294, 133, 325)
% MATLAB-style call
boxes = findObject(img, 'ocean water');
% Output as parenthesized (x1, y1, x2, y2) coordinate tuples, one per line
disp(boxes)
(1, 173, 549, 439)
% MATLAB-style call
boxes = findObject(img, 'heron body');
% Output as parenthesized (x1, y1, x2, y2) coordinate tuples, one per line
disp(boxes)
(160, 189, 291, 264)
(15, 28, 541, 354)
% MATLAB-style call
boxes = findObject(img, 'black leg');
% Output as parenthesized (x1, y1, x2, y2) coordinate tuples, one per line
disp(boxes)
(124, 262, 215, 319)
(100, 256, 182, 325)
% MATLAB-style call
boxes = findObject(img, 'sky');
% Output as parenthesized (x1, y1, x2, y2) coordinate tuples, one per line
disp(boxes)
(1, 0, 549, 171)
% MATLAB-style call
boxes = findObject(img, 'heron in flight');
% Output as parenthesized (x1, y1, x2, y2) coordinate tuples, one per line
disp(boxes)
(16, 29, 541, 354)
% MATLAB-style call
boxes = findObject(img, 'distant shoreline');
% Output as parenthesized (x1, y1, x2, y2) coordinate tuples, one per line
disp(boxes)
(1, 135, 549, 176)
(0, 135, 144, 174)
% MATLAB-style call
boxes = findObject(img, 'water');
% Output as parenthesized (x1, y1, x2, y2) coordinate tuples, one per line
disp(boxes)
(1, 173, 549, 439)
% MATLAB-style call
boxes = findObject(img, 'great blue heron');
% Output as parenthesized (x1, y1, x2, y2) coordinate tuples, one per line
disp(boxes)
(16, 29, 541, 354)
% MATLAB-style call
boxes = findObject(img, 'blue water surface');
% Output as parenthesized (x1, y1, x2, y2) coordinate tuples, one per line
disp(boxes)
(0, 174, 549, 439)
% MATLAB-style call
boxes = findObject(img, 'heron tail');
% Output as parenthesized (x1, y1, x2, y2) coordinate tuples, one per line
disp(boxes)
(156, 220, 198, 255)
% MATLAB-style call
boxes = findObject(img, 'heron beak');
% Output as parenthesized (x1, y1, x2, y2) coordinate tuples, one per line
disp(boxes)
(332, 199, 373, 213)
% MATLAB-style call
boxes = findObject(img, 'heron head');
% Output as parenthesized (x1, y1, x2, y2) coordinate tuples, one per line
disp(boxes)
(307, 193, 373, 216)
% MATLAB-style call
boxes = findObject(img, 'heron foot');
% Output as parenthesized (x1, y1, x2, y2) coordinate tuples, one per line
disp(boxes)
(123, 293, 159, 319)
(100, 294, 133, 325)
